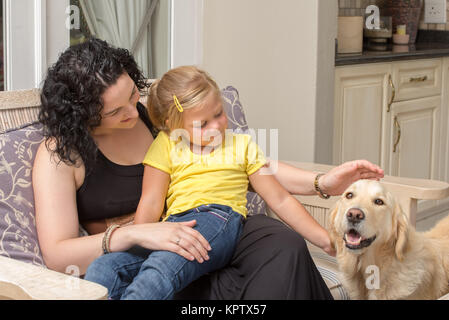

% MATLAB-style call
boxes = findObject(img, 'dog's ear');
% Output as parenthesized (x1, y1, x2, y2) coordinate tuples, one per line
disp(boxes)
(393, 201, 409, 262)
(327, 201, 341, 251)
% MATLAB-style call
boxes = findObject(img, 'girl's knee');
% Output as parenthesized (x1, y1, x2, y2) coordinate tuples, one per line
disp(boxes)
(84, 254, 117, 283)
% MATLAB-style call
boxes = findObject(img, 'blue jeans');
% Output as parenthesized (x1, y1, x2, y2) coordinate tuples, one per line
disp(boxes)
(84, 204, 243, 300)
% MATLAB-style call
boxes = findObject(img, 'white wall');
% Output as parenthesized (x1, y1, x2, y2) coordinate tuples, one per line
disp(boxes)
(315, 0, 338, 164)
(201, 0, 337, 163)
(151, 0, 171, 79)
(46, 0, 70, 69)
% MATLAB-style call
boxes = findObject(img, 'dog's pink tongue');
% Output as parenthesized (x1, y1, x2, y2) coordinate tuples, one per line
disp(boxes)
(346, 232, 362, 245)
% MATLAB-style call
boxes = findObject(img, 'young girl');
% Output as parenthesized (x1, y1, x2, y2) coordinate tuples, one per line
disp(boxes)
(122, 66, 334, 300)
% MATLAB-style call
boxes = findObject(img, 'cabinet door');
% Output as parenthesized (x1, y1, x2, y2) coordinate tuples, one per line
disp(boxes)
(334, 64, 392, 167)
(386, 96, 441, 180)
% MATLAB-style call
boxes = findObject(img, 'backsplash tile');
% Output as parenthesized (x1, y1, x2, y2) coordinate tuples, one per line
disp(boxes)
(338, 0, 385, 17)
(338, 0, 449, 31)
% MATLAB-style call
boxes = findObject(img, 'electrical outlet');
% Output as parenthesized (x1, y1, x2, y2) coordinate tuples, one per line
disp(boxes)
(424, 0, 447, 24)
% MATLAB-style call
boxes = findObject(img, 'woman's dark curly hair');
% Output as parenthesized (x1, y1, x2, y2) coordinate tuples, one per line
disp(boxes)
(39, 38, 150, 174)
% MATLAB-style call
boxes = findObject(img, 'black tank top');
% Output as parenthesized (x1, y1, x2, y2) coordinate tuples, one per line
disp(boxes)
(76, 102, 158, 222)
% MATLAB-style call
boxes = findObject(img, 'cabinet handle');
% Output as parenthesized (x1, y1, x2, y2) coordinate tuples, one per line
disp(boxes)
(388, 74, 395, 113)
(409, 75, 428, 82)
(393, 116, 401, 153)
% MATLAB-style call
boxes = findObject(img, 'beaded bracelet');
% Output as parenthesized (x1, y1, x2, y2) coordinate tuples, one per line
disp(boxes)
(102, 224, 120, 255)
(314, 173, 330, 199)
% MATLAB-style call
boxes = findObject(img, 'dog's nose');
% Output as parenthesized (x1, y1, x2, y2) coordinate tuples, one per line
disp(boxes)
(346, 208, 365, 224)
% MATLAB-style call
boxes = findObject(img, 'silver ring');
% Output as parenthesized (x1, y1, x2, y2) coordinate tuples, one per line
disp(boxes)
(176, 238, 181, 245)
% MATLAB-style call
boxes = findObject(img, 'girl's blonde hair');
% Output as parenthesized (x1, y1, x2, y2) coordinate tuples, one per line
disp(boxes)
(148, 66, 221, 133)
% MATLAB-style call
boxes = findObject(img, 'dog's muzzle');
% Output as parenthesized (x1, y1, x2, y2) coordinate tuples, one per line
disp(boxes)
(343, 229, 377, 250)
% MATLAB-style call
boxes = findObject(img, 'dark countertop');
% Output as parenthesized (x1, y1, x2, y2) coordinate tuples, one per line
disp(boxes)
(335, 30, 449, 66)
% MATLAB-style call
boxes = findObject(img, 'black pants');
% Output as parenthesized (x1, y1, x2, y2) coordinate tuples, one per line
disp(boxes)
(175, 214, 334, 300)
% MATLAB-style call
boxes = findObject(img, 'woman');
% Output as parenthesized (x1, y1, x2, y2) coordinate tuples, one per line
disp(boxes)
(33, 38, 384, 300)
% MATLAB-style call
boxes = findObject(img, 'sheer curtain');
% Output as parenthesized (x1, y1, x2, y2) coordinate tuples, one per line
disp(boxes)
(79, 0, 159, 78)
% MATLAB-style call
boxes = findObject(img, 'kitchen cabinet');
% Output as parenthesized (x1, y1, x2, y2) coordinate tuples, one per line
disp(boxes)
(334, 57, 448, 228)
(392, 59, 442, 102)
(386, 96, 441, 180)
(333, 63, 391, 167)
(334, 58, 443, 181)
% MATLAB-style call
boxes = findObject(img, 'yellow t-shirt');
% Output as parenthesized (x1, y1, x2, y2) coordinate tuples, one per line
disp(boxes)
(143, 131, 267, 219)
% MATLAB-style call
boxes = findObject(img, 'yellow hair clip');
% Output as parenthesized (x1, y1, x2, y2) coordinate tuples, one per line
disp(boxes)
(173, 95, 184, 113)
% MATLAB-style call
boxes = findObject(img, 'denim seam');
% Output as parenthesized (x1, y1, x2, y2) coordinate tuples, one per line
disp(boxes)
(109, 260, 147, 299)
(167, 211, 239, 296)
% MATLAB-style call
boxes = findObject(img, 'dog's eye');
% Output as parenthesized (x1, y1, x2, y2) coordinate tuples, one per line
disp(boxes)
(374, 199, 384, 206)
(345, 192, 354, 199)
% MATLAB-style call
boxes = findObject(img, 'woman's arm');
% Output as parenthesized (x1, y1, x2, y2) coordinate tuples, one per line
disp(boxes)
(134, 165, 170, 224)
(248, 169, 335, 256)
(133, 165, 211, 262)
(33, 142, 210, 275)
(33, 141, 135, 275)
(269, 159, 384, 196)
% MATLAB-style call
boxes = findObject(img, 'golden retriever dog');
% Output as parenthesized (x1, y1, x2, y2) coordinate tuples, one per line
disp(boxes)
(328, 180, 449, 300)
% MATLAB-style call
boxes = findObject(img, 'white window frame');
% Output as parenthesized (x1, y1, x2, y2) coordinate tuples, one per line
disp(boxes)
(170, 0, 203, 68)
(3, 0, 69, 91)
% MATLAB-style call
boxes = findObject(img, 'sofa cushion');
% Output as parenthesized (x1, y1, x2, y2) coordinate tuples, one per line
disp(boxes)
(221, 86, 267, 216)
(0, 122, 45, 266)
(0, 87, 265, 269)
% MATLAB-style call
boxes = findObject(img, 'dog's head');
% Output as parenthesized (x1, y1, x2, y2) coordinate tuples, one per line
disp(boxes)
(328, 180, 409, 260)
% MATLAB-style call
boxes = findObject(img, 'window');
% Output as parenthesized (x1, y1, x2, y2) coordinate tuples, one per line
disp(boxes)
(69, 0, 171, 79)
(70, 0, 90, 46)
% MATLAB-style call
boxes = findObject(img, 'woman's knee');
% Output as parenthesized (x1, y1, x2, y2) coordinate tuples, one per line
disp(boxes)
(244, 215, 309, 254)
(271, 226, 308, 254)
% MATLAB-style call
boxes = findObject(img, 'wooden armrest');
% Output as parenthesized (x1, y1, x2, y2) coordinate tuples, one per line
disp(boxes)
(0, 255, 108, 300)
(284, 161, 449, 200)
(280, 161, 449, 226)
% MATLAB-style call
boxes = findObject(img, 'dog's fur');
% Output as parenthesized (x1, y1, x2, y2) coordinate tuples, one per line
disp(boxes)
(328, 180, 449, 300)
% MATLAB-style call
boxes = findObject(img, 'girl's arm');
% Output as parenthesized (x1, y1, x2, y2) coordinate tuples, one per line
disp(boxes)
(248, 168, 335, 256)
(134, 165, 170, 224)
(133, 165, 211, 263)
(269, 159, 384, 196)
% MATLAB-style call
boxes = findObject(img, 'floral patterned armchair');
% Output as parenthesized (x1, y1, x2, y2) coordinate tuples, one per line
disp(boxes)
(1, 87, 449, 300)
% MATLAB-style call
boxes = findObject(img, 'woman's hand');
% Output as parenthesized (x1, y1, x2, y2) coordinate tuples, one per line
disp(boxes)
(128, 220, 212, 263)
(320, 160, 384, 196)
(321, 235, 337, 257)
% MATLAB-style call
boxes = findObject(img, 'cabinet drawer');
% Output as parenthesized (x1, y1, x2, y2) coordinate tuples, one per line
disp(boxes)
(392, 59, 442, 101)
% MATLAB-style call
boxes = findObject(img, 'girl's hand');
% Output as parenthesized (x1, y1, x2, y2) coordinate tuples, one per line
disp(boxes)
(130, 220, 212, 263)
(320, 160, 384, 196)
